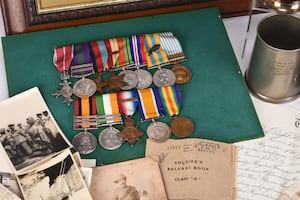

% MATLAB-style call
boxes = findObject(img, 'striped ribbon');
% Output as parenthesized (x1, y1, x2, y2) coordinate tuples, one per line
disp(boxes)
(71, 43, 94, 77)
(89, 40, 108, 73)
(115, 37, 133, 68)
(137, 88, 162, 121)
(129, 35, 148, 67)
(53, 45, 74, 72)
(74, 96, 97, 129)
(117, 90, 138, 117)
(144, 33, 169, 68)
(159, 32, 186, 63)
(154, 84, 182, 116)
(95, 93, 122, 126)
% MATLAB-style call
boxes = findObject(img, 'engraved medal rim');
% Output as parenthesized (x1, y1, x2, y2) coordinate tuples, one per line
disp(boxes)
(98, 127, 123, 150)
(146, 121, 171, 143)
(72, 131, 97, 154)
(73, 78, 97, 98)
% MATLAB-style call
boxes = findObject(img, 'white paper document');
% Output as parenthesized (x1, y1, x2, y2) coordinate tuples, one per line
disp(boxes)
(234, 99, 300, 200)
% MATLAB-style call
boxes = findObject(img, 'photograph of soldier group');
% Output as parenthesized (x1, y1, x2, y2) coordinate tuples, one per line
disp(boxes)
(0, 110, 70, 170)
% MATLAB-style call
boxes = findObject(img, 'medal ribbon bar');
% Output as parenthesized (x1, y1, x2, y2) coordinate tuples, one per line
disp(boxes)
(144, 33, 169, 69)
(137, 88, 162, 121)
(73, 96, 98, 129)
(117, 90, 139, 117)
(154, 84, 182, 116)
(95, 93, 122, 126)
(70, 43, 95, 78)
(129, 35, 148, 68)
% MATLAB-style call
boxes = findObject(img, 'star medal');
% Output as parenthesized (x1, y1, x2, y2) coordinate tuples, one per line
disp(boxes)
(117, 90, 143, 146)
(73, 96, 98, 154)
(137, 88, 171, 143)
(52, 45, 74, 105)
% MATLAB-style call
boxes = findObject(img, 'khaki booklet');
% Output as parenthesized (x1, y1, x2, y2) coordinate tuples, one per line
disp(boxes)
(145, 138, 237, 200)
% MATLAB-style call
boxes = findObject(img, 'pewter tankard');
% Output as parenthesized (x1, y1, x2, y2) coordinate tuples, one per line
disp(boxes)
(246, 14, 300, 103)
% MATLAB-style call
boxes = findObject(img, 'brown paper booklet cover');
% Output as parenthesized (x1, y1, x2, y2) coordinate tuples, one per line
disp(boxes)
(90, 157, 168, 200)
(0, 87, 71, 173)
(146, 138, 237, 200)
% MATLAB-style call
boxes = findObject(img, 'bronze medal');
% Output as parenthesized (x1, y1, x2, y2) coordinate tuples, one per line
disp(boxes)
(171, 64, 192, 84)
(118, 118, 144, 146)
(170, 116, 195, 138)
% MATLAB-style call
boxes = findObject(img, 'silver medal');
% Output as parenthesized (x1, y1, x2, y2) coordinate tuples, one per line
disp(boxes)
(72, 131, 97, 154)
(98, 126, 123, 150)
(119, 70, 138, 90)
(73, 78, 97, 98)
(147, 121, 171, 143)
(135, 69, 152, 89)
(153, 68, 176, 87)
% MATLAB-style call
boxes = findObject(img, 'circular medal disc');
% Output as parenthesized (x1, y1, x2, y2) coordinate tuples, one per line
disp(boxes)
(171, 64, 192, 84)
(153, 68, 176, 87)
(147, 121, 171, 143)
(73, 78, 97, 98)
(170, 116, 195, 138)
(135, 69, 153, 89)
(98, 127, 123, 150)
(72, 132, 97, 154)
(119, 70, 138, 90)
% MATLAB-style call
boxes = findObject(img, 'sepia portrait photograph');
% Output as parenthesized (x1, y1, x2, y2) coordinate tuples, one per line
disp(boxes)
(0, 172, 21, 198)
(90, 156, 168, 200)
(0, 87, 71, 172)
(16, 149, 92, 200)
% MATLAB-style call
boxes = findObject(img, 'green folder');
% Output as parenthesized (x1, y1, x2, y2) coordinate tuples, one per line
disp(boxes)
(2, 7, 264, 165)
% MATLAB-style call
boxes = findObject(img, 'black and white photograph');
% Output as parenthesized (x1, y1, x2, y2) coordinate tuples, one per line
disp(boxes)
(16, 149, 92, 200)
(0, 172, 21, 198)
(0, 87, 71, 172)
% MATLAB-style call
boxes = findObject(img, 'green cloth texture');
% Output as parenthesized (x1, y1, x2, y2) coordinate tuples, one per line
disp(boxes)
(2, 7, 264, 165)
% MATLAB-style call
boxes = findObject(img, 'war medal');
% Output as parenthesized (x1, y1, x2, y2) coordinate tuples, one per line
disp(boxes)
(119, 70, 138, 90)
(135, 68, 153, 89)
(117, 90, 144, 146)
(95, 93, 123, 150)
(137, 88, 171, 143)
(171, 64, 192, 84)
(72, 96, 98, 154)
(70, 43, 97, 98)
(152, 68, 176, 87)
(52, 45, 74, 105)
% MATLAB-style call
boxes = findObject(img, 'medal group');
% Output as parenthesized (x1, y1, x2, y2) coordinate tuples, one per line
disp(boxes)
(52, 32, 194, 154)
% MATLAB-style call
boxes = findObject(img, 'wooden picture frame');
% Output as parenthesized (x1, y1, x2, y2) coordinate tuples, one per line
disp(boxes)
(0, 0, 251, 35)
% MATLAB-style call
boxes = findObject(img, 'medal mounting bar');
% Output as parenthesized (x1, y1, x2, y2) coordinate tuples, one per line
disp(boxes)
(73, 115, 98, 130)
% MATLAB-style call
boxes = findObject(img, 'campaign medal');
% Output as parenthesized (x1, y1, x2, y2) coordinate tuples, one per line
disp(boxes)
(137, 88, 170, 142)
(73, 77, 97, 98)
(95, 93, 123, 150)
(147, 120, 171, 143)
(170, 116, 195, 138)
(155, 85, 193, 137)
(70, 43, 97, 98)
(152, 68, 176, 87)
(119, 70, 138, 90)
(117, 90, 144, 146)
(73, 96, 98, 154)
(52, 45, 74, 105)
(135, 68, 152, 89)
(171, 64, 192, 84)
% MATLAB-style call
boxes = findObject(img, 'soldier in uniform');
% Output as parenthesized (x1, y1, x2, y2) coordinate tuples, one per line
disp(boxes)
(113, 174, 140, 200)
(8, 124, 32, 158)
